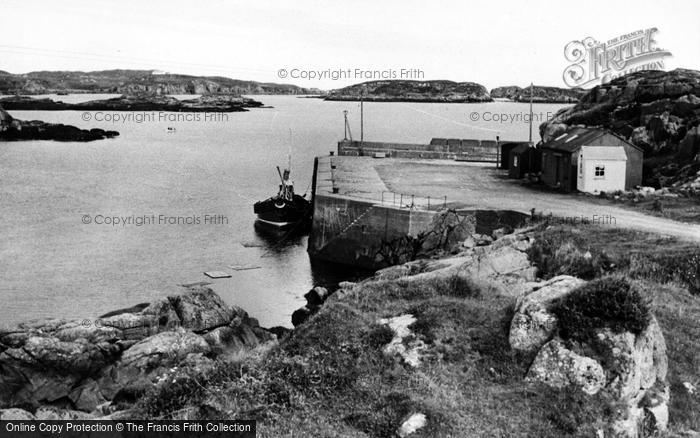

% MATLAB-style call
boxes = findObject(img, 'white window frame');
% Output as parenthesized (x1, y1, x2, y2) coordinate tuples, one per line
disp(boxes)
(594, 164, 605, 179)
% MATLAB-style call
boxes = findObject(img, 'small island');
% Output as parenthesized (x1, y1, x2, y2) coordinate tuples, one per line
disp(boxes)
(0, 94, 264, 112)
(325, 80, 492, 103)
(490, 85, 586, 103)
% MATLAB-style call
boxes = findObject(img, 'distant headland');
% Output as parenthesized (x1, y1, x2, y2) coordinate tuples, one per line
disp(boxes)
(0, 69, 321, 96)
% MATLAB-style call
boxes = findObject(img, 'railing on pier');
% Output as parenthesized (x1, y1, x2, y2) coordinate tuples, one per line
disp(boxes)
(322, 155, 450, 211)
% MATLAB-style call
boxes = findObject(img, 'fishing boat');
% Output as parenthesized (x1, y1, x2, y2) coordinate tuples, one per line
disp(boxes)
(253, 165, 311, 229)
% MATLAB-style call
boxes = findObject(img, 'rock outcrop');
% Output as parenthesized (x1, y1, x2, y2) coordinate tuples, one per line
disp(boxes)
(378, 314, 427, 368)
(509, 275, 587, 353)
(291, 286, 329, 327)
(526, 339, 606, 395)
(539, 68, 700, 188)
(326, 80, 492, 103)
(0, 106, 118, 142)
(509, 277, 669, 437)
(0, 287, 274, 414)
(490, 85, 586, 103)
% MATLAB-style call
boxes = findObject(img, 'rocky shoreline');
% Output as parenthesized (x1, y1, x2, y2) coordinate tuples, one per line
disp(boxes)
(0, 286, 274, 419)
(0, 106, 118, 142)
(0, 94, 264, 112)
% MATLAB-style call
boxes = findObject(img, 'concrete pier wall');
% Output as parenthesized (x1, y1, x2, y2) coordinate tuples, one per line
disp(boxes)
(308, 193, 437, 269)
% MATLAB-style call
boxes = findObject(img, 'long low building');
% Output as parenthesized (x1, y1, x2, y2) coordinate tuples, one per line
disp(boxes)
(337, 138, 504, 162)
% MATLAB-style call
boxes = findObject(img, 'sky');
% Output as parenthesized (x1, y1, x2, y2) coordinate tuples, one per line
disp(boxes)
(1, 0, 698, 90)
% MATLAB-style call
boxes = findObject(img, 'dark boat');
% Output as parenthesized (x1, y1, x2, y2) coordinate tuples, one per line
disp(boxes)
(253, 166, 311, 229)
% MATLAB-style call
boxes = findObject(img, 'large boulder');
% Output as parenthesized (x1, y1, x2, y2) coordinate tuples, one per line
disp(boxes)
(463, 244, 535, 281)
(509, 275, 587, 353)
(115, 328, 211, 371)
(526, 339, 606, 395)
(168, 287, 236, 332)
(513, 276, 670, 438)
(594, 317, 669, 436)
(0, 336, 122, 408)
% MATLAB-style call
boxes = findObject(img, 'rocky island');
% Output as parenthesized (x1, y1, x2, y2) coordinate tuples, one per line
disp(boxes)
(490, 85, 587, 103)
(0, 93, 264, 112)
(539, 68, 700, 188)
(325, 80, 492, 103)
(0, 106, 118, 142)
(0, 69, 320, 95)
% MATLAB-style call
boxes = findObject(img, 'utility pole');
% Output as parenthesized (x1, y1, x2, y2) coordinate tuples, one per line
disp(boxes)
(343, 110, 348, 140)
(528, 82, 534, 177)
(496, 135, 500, 169)
(360, 92, 364, 149)
(528, 82, 534, 145)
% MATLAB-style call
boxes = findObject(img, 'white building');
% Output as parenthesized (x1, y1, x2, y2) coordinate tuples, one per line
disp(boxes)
(576, 146, 628, 194)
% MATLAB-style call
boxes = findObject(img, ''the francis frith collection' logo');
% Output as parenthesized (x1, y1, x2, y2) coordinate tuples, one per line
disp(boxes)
(563, 28, 672, 88)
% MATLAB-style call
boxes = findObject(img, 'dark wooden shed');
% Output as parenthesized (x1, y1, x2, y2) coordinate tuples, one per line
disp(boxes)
(508, 143, 541, 178)
(499, 141, 529, 169)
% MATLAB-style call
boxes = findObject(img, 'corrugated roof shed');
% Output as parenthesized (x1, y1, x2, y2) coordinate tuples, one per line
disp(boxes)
(539, 127, 607, 152)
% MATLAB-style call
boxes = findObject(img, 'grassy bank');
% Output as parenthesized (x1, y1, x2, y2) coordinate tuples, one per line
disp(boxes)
(586, 191, 700, 225)
(132, 223, 700, 437)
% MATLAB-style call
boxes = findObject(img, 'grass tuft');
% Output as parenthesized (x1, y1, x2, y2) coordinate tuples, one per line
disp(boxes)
(553, 276, 652, 342)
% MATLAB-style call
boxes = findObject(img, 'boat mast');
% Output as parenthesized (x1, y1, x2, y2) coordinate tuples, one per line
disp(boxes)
(288, 128, 292, 172)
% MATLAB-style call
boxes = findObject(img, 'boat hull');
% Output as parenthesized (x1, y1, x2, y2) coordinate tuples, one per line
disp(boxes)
(253, 195, 311, 229)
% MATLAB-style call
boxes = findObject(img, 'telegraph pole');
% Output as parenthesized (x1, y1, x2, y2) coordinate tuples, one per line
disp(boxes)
(528, 82, 534, 145)
(360, 93, 364, 147)
(528, 82, 534, 176)
(343, 110, 348, 140)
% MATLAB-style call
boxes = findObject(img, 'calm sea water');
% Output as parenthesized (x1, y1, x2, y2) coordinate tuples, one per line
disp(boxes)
(0, 95, 569, 327)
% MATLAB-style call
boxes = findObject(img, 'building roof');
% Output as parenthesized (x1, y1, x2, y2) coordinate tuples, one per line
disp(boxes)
(538, 127, 639, 153)
(580, 146, 627, 161)
(511, 143, 534, 154)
